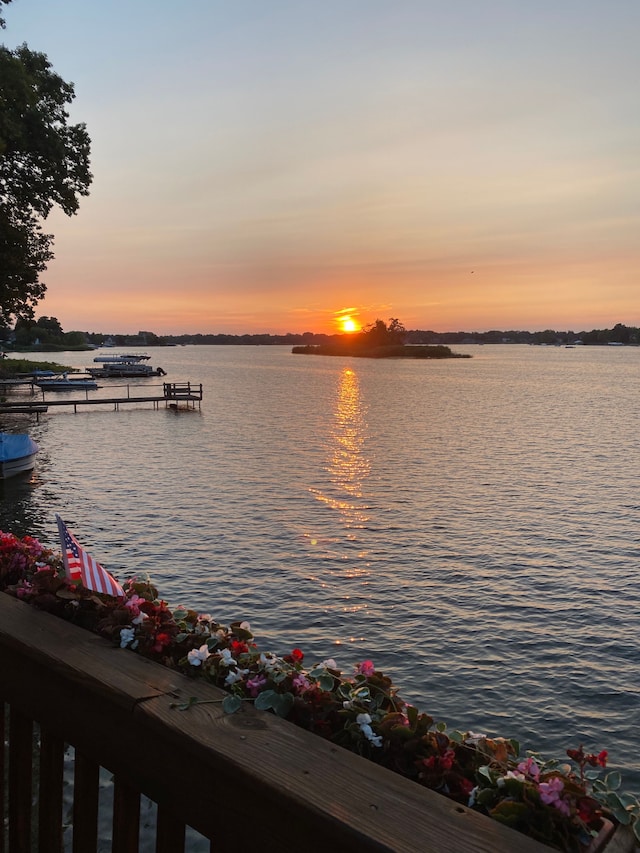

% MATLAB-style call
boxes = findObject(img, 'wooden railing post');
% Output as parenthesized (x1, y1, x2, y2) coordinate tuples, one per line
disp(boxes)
(72, 752, 99, 853)
(155, 806, 185, 853)
(1, 701, 5, 853)
(112, 778, 140, 853)
(38, 727, 64, 853)
(8, 708, 32, 853)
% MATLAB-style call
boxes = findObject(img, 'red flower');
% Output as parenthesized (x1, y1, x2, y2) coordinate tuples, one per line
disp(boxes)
(584, 749, 608, 768)
(422, 748, 455, 773)
(458, 777, 474, 796)
(283, 647, 305, 664)
(230, 639, 248, 655)
(567, 746, 585, 763)
(441, 748, 455, 771)
(577, 797, 600, 824)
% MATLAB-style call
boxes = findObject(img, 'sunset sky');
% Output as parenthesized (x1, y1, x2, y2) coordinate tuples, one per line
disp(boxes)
(5, 0, 640, 335)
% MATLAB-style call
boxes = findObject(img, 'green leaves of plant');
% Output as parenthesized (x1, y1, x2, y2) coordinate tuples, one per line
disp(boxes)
(604, 792, 631, 824)
(222, 695, 243, 714)
(230, 621, 253, 641)
(254, 690, 294, 717)
(605, 771, 622, 791)
(317, 674, 335, 692)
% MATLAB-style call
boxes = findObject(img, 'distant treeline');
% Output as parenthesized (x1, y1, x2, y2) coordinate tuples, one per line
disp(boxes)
(7, 322, 639, 350)
(156, 322, 639, 347)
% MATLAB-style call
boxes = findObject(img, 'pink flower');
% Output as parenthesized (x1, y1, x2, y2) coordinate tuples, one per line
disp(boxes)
(355, 660, 376, 677)
(124, 594, 145, 618)
(292, 673, 311, 694)
(539, 777, 564, 805)
(246, 674, 267, 697)
(517, 757, 540, 780)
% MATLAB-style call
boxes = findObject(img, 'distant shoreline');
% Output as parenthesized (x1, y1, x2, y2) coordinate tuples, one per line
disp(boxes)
(291, 344, 471, 359)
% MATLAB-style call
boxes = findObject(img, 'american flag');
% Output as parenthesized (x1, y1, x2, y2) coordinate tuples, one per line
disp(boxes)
(55, 514, 124, 598)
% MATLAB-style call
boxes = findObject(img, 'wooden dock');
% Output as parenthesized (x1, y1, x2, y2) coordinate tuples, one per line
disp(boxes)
(0, 382, 202, 415)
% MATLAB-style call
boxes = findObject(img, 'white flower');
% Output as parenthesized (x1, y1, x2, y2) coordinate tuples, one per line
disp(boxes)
(239, 620, 251, 631)
(187, 644, 211, 666)
(468, 786, 478, 808)
(321, 658, 338, 670)
(356, 713, 383, 748)
(497, 770, 525, 787)
(225, 668, 249, 686)
(465, 732, 486, 745)
(506, 770, 525, 782)
(259, 652, 280, 671)
(120, 627, 137, 649)
(218, 648, 235, 667)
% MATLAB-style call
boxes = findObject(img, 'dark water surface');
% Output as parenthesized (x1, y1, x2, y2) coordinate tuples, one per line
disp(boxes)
(2, 344, 639, 805)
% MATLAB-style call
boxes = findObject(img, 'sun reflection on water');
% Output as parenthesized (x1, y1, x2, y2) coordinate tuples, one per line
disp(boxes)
(310, 367, 371, 531)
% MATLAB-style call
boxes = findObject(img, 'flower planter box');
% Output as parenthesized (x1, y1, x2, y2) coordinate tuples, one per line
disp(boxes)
(596, 822, 638, 852)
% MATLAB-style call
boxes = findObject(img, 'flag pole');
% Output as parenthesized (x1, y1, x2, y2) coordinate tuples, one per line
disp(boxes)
(55, 513, 71, 578)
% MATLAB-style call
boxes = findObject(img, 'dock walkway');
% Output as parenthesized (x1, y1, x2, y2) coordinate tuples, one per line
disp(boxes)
(0, 381, 202, 415)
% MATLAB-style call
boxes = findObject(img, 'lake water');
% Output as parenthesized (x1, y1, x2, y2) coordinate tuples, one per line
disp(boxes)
(2, 343, 639, 801)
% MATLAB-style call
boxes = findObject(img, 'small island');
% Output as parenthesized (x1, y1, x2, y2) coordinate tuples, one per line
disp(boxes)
(292, 318, 471, 359)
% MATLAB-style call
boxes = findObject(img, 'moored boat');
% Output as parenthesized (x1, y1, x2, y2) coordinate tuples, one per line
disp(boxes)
(0, 433, 39, 478)
(35, 373, 99, 391)
(87, 354, 166, 378)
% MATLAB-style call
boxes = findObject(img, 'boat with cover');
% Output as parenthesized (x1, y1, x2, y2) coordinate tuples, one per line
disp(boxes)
(94, 353, 151, 363)
(87, 354, 166, 378)
(0, 433, 39, 478)
(35, 373, 98, 390)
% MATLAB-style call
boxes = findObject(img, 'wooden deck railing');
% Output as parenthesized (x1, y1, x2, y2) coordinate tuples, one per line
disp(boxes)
(163, 383, 202, 405)
(0, 593, 557, 853)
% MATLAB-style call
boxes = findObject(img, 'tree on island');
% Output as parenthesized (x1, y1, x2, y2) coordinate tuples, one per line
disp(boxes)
(352, 318, 406, 348)
(0, 0, 92, 329)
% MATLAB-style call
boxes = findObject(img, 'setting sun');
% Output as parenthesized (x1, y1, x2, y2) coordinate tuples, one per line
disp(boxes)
(340, 316, 359, 333)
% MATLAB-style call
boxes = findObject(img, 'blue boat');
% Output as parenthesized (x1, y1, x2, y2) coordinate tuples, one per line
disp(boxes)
(0, 433, 39, 478)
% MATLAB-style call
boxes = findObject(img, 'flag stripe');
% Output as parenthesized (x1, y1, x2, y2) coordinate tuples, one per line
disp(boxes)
(56, 514, 124, 598)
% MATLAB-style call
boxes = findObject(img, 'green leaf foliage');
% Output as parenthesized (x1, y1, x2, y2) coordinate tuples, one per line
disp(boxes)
(0, 38, 92, 324)
(222, 695, 243, 714)
(605, 771, 622, 791)
(254, 689, 293, 717)
(318, 673, 335, 692)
